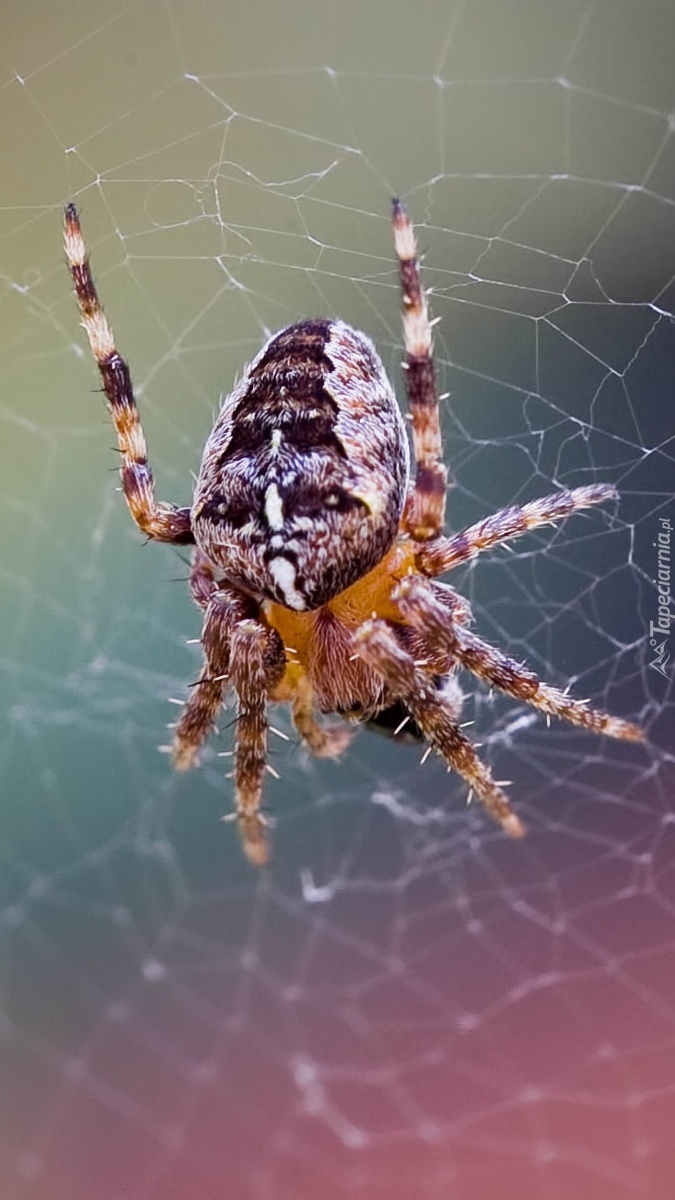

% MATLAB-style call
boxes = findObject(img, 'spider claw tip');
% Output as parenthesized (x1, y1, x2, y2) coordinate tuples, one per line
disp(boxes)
(503, 813, 526, 838)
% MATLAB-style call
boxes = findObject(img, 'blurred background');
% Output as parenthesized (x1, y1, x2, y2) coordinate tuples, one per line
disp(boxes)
(0, 1, 674, 1197)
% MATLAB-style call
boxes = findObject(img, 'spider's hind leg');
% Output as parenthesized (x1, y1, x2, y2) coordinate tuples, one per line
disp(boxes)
(64, 205, 193, 544)
(393, 199, 448, 542)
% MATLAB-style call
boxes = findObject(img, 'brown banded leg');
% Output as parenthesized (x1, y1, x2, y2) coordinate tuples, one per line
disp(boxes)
(188, 547, 219, 610)
(64, 205, 193, 544)
(416, 485, 619, 577)
(291, 676, 353, 759)
(393, 575, 644, 743)
(392, 198, 448, 541)
(228, 620, 286, 865)
(172, 586, 257, 771)
(352, 617, 524, 837)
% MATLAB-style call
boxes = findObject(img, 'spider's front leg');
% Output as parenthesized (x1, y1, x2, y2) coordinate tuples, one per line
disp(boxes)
(172, 580, 257, 772)
(64, 205, 193, 544)
(228, 620, 286, 865)
(352, 617, 525, 838)
(394, 575, 643, 743)
(174, 579, 285, 864)
(291, 676, 354, 760)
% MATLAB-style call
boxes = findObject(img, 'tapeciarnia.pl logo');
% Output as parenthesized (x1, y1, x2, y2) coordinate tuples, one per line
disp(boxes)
(649, 517, 673, 678)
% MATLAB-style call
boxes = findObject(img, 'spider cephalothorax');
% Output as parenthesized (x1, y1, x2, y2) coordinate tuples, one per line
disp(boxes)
(65, 200, 643, 865)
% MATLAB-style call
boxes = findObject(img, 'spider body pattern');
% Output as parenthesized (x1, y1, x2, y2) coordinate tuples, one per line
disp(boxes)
(65, 200, 643, 864)
(192, 317, 409, 611)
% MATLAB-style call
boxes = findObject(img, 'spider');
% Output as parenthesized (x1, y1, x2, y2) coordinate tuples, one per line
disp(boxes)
(64, 200, 643, 864)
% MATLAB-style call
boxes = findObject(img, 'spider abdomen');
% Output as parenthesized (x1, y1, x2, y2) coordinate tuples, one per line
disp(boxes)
(192, 318, 410, 610)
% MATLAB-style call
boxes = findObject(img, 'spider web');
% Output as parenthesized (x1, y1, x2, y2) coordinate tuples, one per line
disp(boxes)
(1, 1, 674, 1197)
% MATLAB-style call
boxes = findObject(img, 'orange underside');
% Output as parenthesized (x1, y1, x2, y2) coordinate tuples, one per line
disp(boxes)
(265, 539, 417, 702)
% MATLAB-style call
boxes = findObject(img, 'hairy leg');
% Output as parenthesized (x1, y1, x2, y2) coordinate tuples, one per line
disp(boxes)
(393, 575, 643, 742)
(172, 585, 257, 771)
(352, 617, 524, 837)
(228, 621, 286, 865)
(291, 675, 354, 759)
(416, 485, 618, 576)
(188, 546, 220, 610)
(64, 205, 193, 544)
(392, 199, 448, 541)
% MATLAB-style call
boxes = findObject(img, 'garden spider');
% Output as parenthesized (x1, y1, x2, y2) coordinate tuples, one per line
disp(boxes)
(65, 200, 643, 864)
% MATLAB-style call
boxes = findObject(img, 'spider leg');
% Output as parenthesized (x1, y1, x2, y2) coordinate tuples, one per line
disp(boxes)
(228, 620, 286, 865)
(172, 585, 256, 772)
(393, 199, 448, 541)
(352, 617, 524, 837)
(64, 205, 193, 544)
(292, 676, 353, 759)
(393, 575, 644, 742)
(416, 485, 618, 576)
(188, 546, 219, 610)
